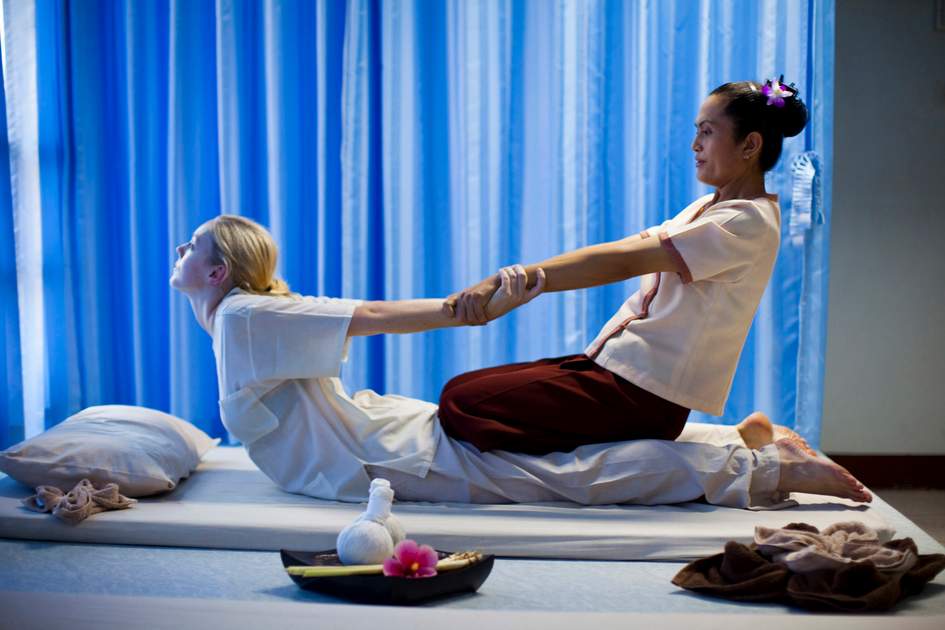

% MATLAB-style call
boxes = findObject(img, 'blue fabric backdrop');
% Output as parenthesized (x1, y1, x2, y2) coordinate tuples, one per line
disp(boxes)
(0, 0, 834, 449)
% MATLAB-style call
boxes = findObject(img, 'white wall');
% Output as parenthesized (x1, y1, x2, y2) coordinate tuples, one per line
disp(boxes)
(821, 0, 945, 454)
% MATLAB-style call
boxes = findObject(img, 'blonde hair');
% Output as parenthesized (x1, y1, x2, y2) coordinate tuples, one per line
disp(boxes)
(205, 215, 298, 299)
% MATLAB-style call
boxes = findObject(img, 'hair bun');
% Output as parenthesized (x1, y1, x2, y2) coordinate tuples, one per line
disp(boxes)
(710, 79, 808, 171)
(777, 95, 808, 138)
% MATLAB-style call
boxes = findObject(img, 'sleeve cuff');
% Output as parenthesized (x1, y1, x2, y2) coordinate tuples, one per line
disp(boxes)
(658, 230, 693, 284)
(218, 385, 280, 446)
(746, 444, 798, 511)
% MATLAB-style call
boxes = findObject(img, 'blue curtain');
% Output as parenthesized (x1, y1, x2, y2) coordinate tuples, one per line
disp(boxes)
(0, 0, 834, 450)
(0, 47, 21, 448)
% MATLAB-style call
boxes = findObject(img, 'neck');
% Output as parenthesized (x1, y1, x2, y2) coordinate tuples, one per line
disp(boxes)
(714, 169, 769, 203)
(184, 285, 232, 335)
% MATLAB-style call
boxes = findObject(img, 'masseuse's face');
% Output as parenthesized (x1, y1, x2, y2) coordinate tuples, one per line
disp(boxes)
(691, 94, 756, 188)
(169, 227, 220, 293)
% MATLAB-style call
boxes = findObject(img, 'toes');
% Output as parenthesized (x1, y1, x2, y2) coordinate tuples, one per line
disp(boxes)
(774, 427, 816, 454)
(851, 487, 872, 502)
(787, 436, 817, 457)
(838, 471, 871, 502)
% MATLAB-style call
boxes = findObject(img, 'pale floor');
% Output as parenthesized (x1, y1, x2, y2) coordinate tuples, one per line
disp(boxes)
(877, 488, 945, 546)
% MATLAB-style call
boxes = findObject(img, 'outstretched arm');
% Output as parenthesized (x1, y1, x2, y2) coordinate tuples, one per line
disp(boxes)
(347, 299, 466, 337)
(521, 232, 682, 291)
(348, 266, 545, 337)
(450, 232, 685, 324)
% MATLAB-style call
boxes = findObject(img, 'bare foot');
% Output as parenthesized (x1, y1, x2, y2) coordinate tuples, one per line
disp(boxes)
(737, 411, 817, 457)
(775, 438, 872, 503)
(737, 411, 774, 449)
(773, 425, 817, 457)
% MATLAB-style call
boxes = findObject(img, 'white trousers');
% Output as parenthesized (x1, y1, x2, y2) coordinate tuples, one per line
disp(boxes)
(370, 422, 790, 510)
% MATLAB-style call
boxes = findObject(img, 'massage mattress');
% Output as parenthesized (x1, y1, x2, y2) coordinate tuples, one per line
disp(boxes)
(0, 446, 894, 561)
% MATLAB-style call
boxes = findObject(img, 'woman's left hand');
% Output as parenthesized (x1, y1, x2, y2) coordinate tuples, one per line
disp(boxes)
(483, 265, 546, 321)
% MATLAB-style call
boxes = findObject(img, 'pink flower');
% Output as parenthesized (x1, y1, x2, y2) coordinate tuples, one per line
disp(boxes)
(382, 539, 438, 578)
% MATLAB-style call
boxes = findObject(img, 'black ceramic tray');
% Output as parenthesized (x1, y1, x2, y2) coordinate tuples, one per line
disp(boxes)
(280, 548, 495, 605)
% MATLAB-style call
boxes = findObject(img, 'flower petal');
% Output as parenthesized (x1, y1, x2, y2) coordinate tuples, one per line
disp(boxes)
(416, 544, 438, 569)
(394, 539, 419, 565)
(383, 557, 404, 576)
(415, 566, 438, 578)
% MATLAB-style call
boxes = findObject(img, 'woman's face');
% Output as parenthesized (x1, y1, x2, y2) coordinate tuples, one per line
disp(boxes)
(169, 226, 222, 293)
(691, 94, 757, 187)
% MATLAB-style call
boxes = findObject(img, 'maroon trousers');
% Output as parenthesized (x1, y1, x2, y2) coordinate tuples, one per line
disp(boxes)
(437, 354, 690, 455)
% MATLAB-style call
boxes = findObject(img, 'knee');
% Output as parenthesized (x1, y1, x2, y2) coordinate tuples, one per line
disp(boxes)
(663, 409, 690, 441)
(438, 378, 477, 422)
(440, 372, 467, 398)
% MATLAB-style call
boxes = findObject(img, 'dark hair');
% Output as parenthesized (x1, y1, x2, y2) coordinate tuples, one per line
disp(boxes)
(709, 80, 808, 172)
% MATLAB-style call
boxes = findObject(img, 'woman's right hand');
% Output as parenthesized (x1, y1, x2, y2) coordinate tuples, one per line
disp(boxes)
(483, 265, 546, 321)
(444, 274, 502, 325)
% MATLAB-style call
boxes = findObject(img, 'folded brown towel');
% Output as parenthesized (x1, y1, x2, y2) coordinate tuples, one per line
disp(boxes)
(672, 522, 945, 612)
(23, 479, 137, 525)
(673, 540, 790, 602)
(755, 521, 914, 574)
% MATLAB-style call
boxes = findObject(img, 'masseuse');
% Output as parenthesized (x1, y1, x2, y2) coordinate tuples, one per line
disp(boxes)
(442, 78, 811, 456)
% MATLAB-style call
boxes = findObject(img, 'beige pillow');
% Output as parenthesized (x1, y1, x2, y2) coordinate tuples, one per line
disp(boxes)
(0, 405, 220, 497)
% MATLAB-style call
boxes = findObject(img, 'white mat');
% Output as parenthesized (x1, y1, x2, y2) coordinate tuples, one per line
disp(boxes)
(0, 446, 892, 561)
(4, 592, 943, 630)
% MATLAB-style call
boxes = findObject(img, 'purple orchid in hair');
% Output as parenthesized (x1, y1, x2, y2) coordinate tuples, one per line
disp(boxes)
(383, 539, 438, 578)
(761, 77, 792, 108)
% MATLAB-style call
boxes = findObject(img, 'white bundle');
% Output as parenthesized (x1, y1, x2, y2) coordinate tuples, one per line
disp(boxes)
(336, 478, 407, 565)
(369, 479, 406, 546)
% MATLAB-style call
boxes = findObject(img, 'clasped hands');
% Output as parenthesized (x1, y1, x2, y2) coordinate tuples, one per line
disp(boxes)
(443, 265, 546, 325)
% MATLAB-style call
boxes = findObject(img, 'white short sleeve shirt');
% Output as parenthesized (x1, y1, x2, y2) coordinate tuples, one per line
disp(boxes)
(585, 194, 781, 415)
(212, 289, 438, 501)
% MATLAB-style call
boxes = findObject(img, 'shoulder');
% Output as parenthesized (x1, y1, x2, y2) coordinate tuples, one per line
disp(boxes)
(218, 291, 362, 320)
(216, 292, 280, 319)
(704, 197, 780, 239)
(676, 193, 717, 221)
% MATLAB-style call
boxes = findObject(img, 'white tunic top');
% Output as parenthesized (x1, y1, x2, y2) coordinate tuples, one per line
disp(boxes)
(585, 194, 780, 415)
(212, 289, 438, 501)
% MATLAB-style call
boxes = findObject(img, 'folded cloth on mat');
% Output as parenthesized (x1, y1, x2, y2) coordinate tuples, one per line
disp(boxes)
(671, 521, 945, 612)
(23, 479, 137, 525)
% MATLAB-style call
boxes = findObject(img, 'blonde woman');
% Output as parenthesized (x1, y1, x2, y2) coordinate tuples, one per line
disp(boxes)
(169, 214, 870, 507)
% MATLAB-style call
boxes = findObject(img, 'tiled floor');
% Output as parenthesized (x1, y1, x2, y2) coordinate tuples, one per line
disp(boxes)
(875, 488, 945, 546)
